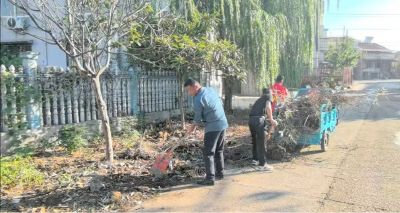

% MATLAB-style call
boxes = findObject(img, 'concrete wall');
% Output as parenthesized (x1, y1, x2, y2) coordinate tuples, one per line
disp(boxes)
(0, 108, 192, 155)
(1, 120, 102, 155)
(200, 70, 223, 97)
(232, 91, 298, 110)
(241, 70, 261, 96)
(1, 1, 68, 68)
(232, 96, 258, 110)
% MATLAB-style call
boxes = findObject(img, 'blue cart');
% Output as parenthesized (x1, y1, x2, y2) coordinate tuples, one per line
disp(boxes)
(274, 88, 339, 151)
(296, 104, 338, 151)
(293, 88, 339, 151)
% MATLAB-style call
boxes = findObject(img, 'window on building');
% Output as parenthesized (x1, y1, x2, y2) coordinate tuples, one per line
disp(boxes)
(376, 62, 381, 68)
(1, 0, 27, 16)
(366, 62, 372, 68)
(0, 42, 32, 67)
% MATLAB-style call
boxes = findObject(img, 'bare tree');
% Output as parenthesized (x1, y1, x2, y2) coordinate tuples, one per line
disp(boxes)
(4, 0, 155, 162)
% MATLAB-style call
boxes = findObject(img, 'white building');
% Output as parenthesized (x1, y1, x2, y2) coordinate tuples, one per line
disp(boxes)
(354, 42, 396, 80)
(1, 1, 68, 68)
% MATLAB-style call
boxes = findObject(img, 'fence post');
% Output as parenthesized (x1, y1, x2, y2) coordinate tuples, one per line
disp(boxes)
(130, 66, 139, 115)
(79, 77, 85, 122)
(20, 52, 41, 130)
(72, 71, 79, 123)
(8, 65, 18, 131)
(126, 71, 132, 115)
(43, 67, 52, 126)
(1, 65, 8, 132)
(17, 66, 27, 129)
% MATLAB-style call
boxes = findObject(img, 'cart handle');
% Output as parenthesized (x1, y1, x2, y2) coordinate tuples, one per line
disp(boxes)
(320, 104, 327, 128)
(320, 104, 327, 113)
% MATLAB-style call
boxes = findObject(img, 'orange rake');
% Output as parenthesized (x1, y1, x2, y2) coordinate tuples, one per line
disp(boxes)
(150, 138, 186, 178)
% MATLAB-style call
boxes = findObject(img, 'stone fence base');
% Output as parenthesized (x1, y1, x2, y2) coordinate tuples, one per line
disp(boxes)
(1, 109, 193, 155)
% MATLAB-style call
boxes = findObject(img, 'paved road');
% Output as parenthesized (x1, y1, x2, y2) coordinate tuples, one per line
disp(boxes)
(134, 80, 400, 212)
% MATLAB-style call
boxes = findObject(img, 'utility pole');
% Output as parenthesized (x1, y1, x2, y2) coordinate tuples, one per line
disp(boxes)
(343, 26, 346, 37)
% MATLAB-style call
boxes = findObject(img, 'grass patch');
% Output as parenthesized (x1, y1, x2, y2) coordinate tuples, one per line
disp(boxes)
(0, 155, 43, 189)
(59, 125, 88, 153)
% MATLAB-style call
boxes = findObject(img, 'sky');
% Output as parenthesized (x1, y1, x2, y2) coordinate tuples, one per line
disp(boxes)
(324, 0, 400, 51)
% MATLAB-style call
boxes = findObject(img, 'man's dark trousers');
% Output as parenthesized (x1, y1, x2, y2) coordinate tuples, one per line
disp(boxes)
(203, 130, 226, 181)
(249, 116, 268, 166)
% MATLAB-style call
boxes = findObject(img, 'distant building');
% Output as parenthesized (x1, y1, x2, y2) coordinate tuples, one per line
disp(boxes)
(1, 1, 68, 68)
(354, 43, 396, 80)
(317, 35, 346, 69)
(394, 52, 400, 78)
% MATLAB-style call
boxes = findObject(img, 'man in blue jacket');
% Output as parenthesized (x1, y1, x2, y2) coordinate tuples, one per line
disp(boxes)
(185, 79, 228, 186)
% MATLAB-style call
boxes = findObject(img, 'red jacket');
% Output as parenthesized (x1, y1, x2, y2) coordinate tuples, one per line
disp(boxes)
(270, 83, 288, 112)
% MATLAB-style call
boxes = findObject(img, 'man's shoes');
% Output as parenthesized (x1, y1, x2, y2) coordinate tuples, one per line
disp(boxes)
(252, 160, 259, 166)
(197, 179, 215, 186)
(216, 174, 224, 181)
(258, 164, 274, 172)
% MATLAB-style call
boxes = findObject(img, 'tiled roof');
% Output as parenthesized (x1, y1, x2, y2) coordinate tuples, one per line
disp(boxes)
(357, 43, 391, 51)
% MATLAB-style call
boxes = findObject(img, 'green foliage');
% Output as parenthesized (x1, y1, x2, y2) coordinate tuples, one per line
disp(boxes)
(1, 70, 40, 132)
(0, 155, 43, 188)
(136, 113, 147, 132)
(38, 136, 59, 151)
(170, 0, 324, 88)
(57, 174, 73, 185)
(209, 40, 247, 82)
(118, 118, 141, 146)
(0, 55, 22, 68)
(128, 11, 245, 82)
(59, 125, 88, 153)
(325, 37, 360, 74)
(12, 146, 36, 157)
(128, 13, 217, 75)
(0, 46, 22, 67)
(90, 135, 104, 145)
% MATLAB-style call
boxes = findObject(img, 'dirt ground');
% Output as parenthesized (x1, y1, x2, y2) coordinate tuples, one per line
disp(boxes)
(0, 109, 259, 212)
(131, 80, 400, 212)
(2, 80, 399, 212)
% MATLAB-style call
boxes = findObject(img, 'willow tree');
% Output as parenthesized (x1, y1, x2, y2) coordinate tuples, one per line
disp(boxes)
(170, 0, 325, 90)
(4, 0, 154, 162)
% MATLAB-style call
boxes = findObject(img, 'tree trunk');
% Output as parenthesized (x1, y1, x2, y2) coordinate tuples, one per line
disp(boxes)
(92, 77, 114, 162)
(223, 78, 233, 114)
(179, 73, 185, 130)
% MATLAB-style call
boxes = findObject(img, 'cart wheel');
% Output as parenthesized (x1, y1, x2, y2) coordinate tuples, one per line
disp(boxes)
(321, 132, 329, 152)
(294, 144, 305, 152)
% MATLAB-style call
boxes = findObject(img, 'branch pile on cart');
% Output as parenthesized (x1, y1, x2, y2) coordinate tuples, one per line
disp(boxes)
(268, 88, 387, 161)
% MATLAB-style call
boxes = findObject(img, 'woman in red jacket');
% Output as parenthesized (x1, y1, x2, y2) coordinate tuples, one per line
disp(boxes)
(270, 75, 288, 113)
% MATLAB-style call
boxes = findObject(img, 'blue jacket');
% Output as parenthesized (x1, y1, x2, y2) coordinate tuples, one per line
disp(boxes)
(193, 87, 228, 133)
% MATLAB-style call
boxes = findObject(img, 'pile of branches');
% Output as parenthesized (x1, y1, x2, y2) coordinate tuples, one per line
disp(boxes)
(267, 91, 374, 161)
(172, 139, 205, 178)
(153, 137, 205, 180)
